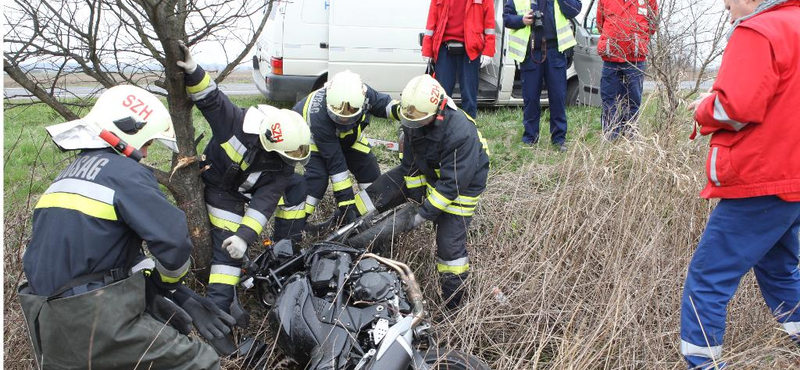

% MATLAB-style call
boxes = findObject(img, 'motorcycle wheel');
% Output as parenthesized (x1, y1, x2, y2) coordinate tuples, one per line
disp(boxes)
(414, 348, 491, 370)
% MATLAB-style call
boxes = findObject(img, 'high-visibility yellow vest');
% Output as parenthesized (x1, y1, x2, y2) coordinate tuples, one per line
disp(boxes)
(507, 0, 577, 62)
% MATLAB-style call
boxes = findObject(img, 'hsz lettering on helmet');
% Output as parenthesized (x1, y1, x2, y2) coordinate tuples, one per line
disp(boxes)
(429, 85, 441, 104)
(122, 94, 154, 121)
(271, 122, 284, 143)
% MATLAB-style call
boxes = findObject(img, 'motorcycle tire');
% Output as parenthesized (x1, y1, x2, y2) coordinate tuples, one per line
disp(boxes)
(414, 348, 491, 370)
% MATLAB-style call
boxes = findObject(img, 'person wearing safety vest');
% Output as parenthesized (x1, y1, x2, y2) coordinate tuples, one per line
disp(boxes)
(359, 75, 490, 310)
(597, 0, 658, 139)
(273, 70, 400, 243)
(422, 0, 496, 119)
(503, 0, 581, 151)
(177, 42, 312, 341)
(20, 85, 224, 369)
(683, 0, 800, 368)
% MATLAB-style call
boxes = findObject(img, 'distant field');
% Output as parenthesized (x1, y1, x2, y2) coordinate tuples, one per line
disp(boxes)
(3, 69, 255, 89)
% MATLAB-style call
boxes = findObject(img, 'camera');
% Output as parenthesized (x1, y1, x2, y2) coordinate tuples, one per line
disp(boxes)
(530, 1, 544, 30)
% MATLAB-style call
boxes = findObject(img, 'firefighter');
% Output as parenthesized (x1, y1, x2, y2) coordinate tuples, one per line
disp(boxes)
(273, 70, 400, 243)
(422, 0, 496, 119)
(20, 85, 224, 369)
(682, 0, 800, 368)
(361, 75, 490, 310)
(177, 42, 311, 318)
(503, 0, 581, 150)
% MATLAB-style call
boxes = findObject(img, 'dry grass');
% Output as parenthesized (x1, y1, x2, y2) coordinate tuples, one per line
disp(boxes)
(4, 120, 799, 369)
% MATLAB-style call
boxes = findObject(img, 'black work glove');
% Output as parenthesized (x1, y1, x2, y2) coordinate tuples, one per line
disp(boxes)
(336, 204, 359, 225)
(144, 271, 193, 335)
(173, 285, 237, 341)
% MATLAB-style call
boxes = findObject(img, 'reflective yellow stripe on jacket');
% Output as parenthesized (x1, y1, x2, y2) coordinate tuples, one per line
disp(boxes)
(35, 178, 117, 221)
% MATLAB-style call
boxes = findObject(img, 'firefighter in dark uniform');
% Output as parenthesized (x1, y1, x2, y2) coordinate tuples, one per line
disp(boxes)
(363, 75, 490, 310)
(273, 70, 400, 242)
(19, 85, 223, 369)
(177, 42, 311, 315)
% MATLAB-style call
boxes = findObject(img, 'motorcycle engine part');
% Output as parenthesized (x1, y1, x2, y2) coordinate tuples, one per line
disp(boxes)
(309, 258, 337, 293)
(356, 258, 381, 274)
(272, 239, 295, 259)
(351, 272, 396, 302)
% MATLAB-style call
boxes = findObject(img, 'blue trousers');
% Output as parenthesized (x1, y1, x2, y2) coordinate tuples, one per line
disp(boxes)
(600, 61, 645, 140)
(520, 47, 568, 145)
(680, 196, 800, 369)
(435, 43, 480, 119)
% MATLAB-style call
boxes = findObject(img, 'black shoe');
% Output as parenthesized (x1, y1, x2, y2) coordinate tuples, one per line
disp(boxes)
(553, 143, 567, 152)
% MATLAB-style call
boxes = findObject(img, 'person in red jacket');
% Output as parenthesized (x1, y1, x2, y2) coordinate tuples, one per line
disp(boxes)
(422, 0, 496, 119)
(597, 0, 657, 139)
(682, 0, 800, 368)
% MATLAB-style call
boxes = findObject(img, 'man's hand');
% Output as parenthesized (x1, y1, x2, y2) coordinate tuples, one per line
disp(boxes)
(336, 205, 359, 225)
(523, 11, 534, 26)
(173, 285, 237, 342)
(687, 91, 714, 113)
(411, 213, 427, 228)
(176, 41, 197, 74)
(222, 235, 247, 259)
(480, 56, 492, 68)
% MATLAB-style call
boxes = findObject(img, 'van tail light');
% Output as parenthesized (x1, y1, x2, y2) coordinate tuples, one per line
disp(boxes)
(271, 57, 283, 75)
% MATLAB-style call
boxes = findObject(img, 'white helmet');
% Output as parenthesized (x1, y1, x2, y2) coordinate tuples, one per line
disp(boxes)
(399, 75, 446, 129)
(326, 70, 367, 126)
(243, 105, 311, 165)
(46, 85, 178, 153)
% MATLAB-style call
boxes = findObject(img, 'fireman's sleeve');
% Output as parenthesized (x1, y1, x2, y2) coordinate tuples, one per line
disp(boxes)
(422, 0, 439, 58)
(695, 28, 778, 136)
(558, 0, 583, 20)
(312, 117, 357, 207)
(418, 130, 481, 221)
(482, 0, 496, 57)
(503, 0, 525, 30)
(115, 167, 191, 288)
(234, 168, 293, 244)
(184, 64, 245, 139)
(365, 86, 399, 120)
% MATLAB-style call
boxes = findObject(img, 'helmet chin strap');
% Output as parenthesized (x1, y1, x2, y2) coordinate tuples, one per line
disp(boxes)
(98, 130, 143, 162)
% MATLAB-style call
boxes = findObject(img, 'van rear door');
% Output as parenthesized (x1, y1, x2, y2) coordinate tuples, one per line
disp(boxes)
(573, 0, 604, 106)
(327, 0, 429, 98)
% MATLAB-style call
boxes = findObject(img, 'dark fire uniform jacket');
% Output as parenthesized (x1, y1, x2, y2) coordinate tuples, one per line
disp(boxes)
(24, 148, 191, 296)
(186, 65, 294, 244)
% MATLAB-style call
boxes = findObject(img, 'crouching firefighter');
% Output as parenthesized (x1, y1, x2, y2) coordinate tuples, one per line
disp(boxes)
(19, 85, 224, 369)
(361, 75, 490, 310)
(273, 70, 401, 243)
(177, 42, 311, 320)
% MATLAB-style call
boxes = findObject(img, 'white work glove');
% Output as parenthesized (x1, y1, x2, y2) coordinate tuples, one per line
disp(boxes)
(480, 55, 492, 68)
(423, 56, 432, 65)
(411, 213, 427, 228)
(222, 235, 247, 259)
(176, 41, 197, 74)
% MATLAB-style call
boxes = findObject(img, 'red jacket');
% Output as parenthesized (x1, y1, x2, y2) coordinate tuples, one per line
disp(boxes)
(694, 1, 800, 200)
(597, 0, 658, 63)
(422, 0, 496, 62)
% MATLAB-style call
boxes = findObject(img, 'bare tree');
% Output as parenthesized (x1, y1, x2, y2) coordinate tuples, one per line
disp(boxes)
(4, 0, 274, 272)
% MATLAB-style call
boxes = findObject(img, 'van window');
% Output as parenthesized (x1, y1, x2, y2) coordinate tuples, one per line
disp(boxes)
(584, 0, 600, 35)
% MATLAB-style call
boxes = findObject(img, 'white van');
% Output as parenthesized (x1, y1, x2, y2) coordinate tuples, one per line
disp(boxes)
(252, 0, 604, 107)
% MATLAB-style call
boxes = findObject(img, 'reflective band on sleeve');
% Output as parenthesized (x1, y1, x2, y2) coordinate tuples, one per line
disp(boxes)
(784, 321, 800, 335)
(454, 194, 480, 206)
(207, 204, 242, 232)
(220, 136, 250, 170)
(304, 195, 320, 215)
(331, 172, 353, 192)
(710, 147, 721, 186)
(208, 264, 241, 286)
(354, 190, 377, 215)
(680, 340, 722, 359)
(436, 257, 470, 275)
(238, 172, 262, 193)
(713, 96, 747, 131)
(338, 199, 356, 207)
(443, 204, 476, 216)
(351, 136, 371, 154)
(36, 193, 117, 221)
(424, 30, 434, 36)
(187, 73, 217, 101)
(275, 202, 306, 220)
(241, 208, 268, 234)
(156, 258, 190, 284)
(426, 188, 453, 211)
(434, 168, 441, 177)
(484, 29, 496, 35)
(404, 175, 427, 189)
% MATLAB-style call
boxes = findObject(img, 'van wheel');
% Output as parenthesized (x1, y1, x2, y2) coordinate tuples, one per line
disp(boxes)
(566, 78, 579, 106)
